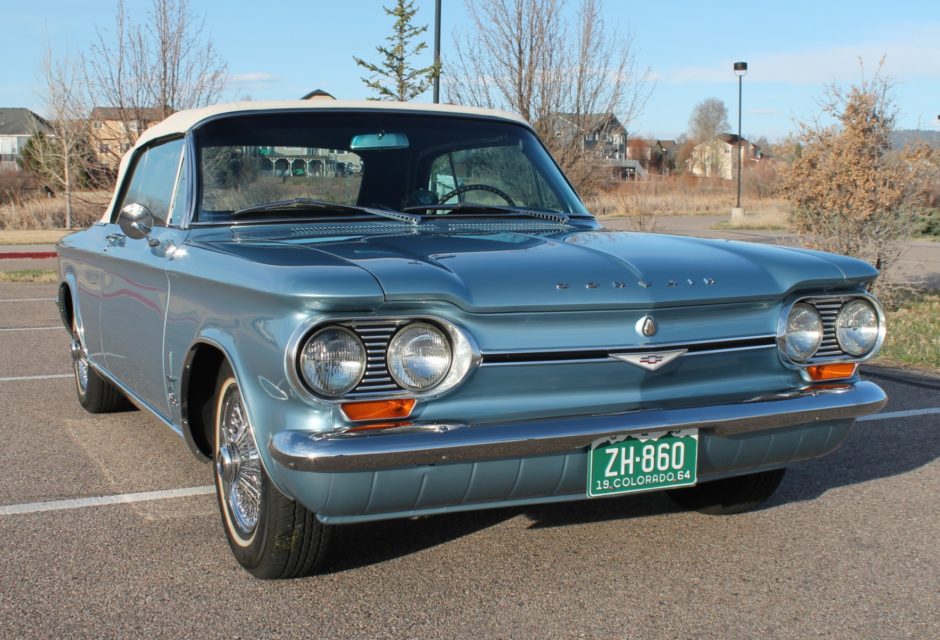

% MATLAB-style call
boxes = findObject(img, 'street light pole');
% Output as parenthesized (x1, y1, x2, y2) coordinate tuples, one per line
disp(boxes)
(732, 61, 748, 219)
(433, 0, 442, 104)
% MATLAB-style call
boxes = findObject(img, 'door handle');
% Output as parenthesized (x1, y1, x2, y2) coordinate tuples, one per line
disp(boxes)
(105, 233, 126, 248)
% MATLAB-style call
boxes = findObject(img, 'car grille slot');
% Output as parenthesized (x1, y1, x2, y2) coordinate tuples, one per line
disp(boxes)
(806, 297, 847, 359)
(341, 321, 405, 398)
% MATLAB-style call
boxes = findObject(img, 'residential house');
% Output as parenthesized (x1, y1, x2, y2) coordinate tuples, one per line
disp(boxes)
(89, 106, 169, 168)
(687, 133, 761, 180)
(0, 108, 52, 171)
(547, 112, 647, 180)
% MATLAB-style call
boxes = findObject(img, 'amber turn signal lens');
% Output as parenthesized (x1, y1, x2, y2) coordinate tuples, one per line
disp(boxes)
(341, 398, 416, 422)
(806, 362, 858, 381)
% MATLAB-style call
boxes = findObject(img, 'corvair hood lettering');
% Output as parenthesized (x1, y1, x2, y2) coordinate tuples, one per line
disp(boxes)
(202, 229, 878, 311)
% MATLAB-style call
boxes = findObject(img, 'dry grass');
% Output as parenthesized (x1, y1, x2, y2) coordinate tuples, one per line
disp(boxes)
(0, 229, 71, 244)
(585, 176, 791, 220)
(712, 208, 791, 230)
(0, 191, 110, 230)
(876, 293, 940, 373)
(0, 269, 58, 283)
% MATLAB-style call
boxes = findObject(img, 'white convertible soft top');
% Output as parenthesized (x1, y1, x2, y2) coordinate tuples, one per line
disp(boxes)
(136, 100, 527, 148)
(104, 100, 528, 222)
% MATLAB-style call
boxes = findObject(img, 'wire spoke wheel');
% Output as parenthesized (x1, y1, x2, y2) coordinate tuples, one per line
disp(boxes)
(211, 363, 332, 578)
(216, 381, 262, 540)
(70, 331, 90, 397)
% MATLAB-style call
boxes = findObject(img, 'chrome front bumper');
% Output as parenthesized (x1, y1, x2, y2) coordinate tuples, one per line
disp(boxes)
(269, 381, 886, 473)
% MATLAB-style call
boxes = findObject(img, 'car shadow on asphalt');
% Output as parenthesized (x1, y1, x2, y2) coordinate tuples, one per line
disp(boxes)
(322, 414, 939, 572)
(322, 508, 520, 574)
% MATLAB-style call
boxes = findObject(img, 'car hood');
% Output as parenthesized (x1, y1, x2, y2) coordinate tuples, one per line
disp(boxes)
(208, 226, 878, 311)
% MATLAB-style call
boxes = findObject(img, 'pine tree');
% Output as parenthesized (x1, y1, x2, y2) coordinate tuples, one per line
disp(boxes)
(353, 0, 437, 101)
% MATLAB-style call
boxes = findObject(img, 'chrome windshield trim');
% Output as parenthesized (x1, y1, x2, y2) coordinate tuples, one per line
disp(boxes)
(269, 381, 887, 472)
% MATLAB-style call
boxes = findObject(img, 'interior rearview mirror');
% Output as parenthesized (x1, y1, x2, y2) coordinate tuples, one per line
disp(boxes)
(350, 132, 409, 150)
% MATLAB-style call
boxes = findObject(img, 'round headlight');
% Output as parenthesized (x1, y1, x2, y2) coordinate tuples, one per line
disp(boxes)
(836, 299, 880, 356)
(785, 303, 823, 362)
(299, 326, 366, 397)
(387, 322, 452, 391)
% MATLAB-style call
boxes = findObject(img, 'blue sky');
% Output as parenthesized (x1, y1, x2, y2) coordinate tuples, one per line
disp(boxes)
(2, 0, 938, 140)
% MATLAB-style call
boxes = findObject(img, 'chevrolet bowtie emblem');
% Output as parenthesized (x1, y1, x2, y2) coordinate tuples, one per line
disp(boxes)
(613, 349, 687, 371)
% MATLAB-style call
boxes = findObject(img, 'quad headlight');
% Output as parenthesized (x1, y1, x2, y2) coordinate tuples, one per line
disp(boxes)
(299, 326, 366, 397)
(387, 322, 453, 391)
(783, 302, 824, 362)
(835, 299, 880, 356)
(293, 318, 479, 400)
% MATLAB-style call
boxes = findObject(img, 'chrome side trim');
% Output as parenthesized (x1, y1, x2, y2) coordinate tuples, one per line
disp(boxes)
(88, 360, 182, 436)
(269, 381, 887, 472)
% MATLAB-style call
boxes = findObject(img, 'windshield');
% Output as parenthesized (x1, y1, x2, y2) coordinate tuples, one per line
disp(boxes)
(193, 111, 588, 223)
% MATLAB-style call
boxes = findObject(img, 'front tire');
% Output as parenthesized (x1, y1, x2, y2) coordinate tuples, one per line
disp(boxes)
(212, 363, 331, 578)
(667, 468, 786, 515)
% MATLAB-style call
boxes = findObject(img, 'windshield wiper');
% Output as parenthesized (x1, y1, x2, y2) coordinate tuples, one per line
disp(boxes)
(232, 198, 420, 224)
(401, 202, 570, 224)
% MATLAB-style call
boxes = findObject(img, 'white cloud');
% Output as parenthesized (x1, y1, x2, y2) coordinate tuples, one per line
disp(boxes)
(227, 72, 279, 88)
(668, 26, 940, 86)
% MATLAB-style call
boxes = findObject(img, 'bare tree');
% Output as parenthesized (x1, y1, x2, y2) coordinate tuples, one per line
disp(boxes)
(446, 0, 652, 195)
(21, 50, 95, 228)
(688, 98, 729, 142)
(85, 0, 227, 163)
(354, 0, 437, 101)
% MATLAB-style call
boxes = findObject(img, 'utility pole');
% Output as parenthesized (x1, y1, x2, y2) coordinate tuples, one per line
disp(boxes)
(433, 0, 441, 103)
(732, 61, 748, 220)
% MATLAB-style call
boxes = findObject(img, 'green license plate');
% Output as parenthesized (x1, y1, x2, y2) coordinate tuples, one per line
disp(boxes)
(587, 429, 698, 498)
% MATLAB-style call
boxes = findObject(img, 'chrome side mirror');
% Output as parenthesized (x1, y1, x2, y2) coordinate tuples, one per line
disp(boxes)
(118, 203, 156, 244)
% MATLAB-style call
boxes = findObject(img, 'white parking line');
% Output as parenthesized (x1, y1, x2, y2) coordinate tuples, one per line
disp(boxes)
(0, 374, 72, 382)
(0, 326, 61, 332)
(0, 486, 215, 516)
(0, 298, 56, 303)
(859, 407, 940, 422)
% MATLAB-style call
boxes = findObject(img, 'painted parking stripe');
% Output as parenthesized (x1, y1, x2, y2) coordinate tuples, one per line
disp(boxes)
(0, 326, 61, 332)
(859, 407, 940, 422)
(0, 298, 56, 303)
(0, 486, 215, 516)
(0, 373, 72, 382)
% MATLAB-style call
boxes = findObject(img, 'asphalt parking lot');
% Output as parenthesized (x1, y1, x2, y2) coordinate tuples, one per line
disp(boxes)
(0, 280, 938, 639)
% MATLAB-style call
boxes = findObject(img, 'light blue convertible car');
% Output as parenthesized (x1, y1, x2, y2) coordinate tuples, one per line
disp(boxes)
(57, 101, 887, 578)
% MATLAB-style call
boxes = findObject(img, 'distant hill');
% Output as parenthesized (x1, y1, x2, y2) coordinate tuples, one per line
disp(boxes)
(891, 129, 940, 149)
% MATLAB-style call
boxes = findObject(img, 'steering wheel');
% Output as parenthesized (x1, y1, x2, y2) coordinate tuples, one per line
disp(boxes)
(438, 184, 516, 206)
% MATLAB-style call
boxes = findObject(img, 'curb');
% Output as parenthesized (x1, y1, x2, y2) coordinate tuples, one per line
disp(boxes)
(0, 252, 57, 260)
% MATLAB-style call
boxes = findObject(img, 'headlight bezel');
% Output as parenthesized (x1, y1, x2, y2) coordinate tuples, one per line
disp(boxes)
(777, 293, 886, 368)
(781, 302, 824, 363)
(835, 298, 882, 357)
(287, 316, 481, 403)
(386, 321, 454, 391)
(297, 325, 367, 398)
